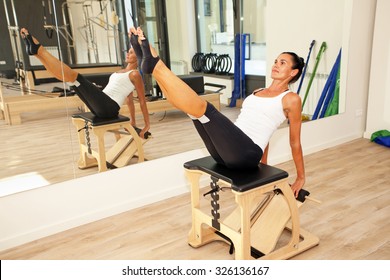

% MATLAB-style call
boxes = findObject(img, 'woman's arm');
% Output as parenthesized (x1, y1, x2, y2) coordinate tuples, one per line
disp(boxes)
(261, 144, 269, 164)
(129, 71, 150, 139)
(284, 93, 305, 197)
(125, 94, 136, 127)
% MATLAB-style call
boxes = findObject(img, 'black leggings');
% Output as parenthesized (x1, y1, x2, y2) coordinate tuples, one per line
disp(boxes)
(72, 74, 120, 118)
(192, 102, 263, 170)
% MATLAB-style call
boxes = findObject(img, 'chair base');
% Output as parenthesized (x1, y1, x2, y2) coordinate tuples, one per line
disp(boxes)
(72, 113, 147, 172)
(184, 158, 319, 260)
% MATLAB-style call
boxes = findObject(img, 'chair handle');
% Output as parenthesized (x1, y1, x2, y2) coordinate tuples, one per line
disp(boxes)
(204, 83, 226, 93)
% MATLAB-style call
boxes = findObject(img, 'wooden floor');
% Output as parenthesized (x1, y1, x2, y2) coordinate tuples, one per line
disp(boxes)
(0, 138, 389, 260)
(1, 79, 389, 260)
(0, 77, 239, 186)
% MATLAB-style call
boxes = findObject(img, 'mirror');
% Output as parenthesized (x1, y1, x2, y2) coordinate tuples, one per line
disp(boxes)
(194, 0, 345, 119)
(0, 0, 126, 194)
(0, 0, 347, 196)
(1, 0, 80, 195)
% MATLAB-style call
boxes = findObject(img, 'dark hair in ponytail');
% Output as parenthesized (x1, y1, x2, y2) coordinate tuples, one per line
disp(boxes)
(282, 52, 305, 84)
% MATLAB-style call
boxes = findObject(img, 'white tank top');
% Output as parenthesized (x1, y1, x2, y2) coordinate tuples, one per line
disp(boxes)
(234, 89, 290, 151)
(103, 70, 135, 106)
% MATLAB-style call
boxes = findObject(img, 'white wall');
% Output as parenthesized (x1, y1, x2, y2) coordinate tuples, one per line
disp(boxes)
(67, 0, 119, 64)
(0, 149, 210, 251)
(166, 0, 196, 71)
(265, 0, 345, 116)
(364, 0, 390, 137)
(266, 0, 376, 165)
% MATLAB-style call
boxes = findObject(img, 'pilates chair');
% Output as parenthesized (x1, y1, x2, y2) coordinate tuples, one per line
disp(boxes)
(72, 112, 146, 172)
(184, 156, 319, 260)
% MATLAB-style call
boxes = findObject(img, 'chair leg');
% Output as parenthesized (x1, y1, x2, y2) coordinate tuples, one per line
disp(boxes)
(123, 124, 145, 163)
(72, 118, 147, 172)
(186, 170, 227, 247)
(235, 193, 253, 260)
(186, 170, 204, 247)
(92, 128, 108, 172)
(185, 169, 320, 260)
(72, 118, 97, 169)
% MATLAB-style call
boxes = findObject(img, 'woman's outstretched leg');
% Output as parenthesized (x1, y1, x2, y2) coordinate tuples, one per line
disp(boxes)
(129, 27, 143, 69)
(20, 28, 78, 82)
(133, 27, 207, 118)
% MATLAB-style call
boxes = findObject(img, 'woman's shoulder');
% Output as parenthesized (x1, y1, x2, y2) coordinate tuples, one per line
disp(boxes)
(128, 69, 141, 77)
(285, 91, 300, 99)
(283, 91, 301, 106)
(252, 88, 264, 94)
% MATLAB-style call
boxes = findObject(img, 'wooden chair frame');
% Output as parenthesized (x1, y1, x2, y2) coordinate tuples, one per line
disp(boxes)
(184, 166, 319, 260)
(72, 114, 145, 172)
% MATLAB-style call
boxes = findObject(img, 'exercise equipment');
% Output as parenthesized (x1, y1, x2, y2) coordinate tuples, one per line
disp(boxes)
(0, 81, 84, 125)
(119, 75, 224, 116)
(42, 0, 54, 39)
(184, 156, 319, 260)
(72, 112, 146, 172)
(301, 41, 327, 110)
(132, 126, 151, 139)
(324, 62, 340, 117)
(297, 40, 316, 95)
(201, 53, 218, 74)
(3, 0, 27, 91)
(191, 53, 232, 75)
(323, 49, 341, 118)
(191, 53, 204, 72)
(229, 33, 249, 107)
(58, 0, 121, 65)
(22, 64, 122, 91)
(215, 54, 232, 75)
(371, 130, 390, 148)
(312, 49, 341, 120)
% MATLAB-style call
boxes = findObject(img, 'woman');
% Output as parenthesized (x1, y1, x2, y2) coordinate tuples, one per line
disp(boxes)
(20, 28, 150, 139)
(131, 27, 306, 196)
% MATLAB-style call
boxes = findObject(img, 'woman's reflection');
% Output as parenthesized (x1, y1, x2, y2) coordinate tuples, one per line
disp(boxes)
(20, 27, 151, 139)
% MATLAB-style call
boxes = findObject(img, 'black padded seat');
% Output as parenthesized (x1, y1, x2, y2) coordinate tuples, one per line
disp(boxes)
(184, 156, 289, 192)
(72, 112, 129, 126)
(178, 75, 205, 94)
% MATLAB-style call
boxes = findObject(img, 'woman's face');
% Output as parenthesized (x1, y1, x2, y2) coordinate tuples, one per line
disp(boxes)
(126, 48, 137, 64)
(271, 53, 297, 81)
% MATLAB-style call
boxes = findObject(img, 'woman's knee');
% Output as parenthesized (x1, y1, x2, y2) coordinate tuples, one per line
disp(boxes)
(191, 100, 208, 118)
